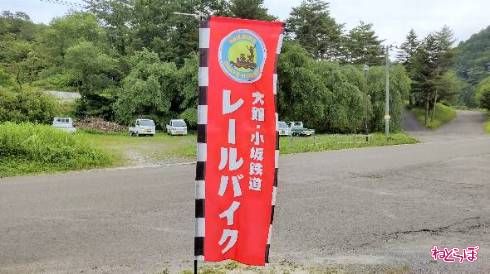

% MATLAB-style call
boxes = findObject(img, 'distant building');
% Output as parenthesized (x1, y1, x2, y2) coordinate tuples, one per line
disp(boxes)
(486, 62, 490, 72)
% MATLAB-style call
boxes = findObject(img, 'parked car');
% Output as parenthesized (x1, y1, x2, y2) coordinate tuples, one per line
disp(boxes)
(289, 121, 315, 136)
(129, 119, 156, 136)
(52, 117, 76, 133)
(278, 121, 292, 136)
(166, 119, 188, 135)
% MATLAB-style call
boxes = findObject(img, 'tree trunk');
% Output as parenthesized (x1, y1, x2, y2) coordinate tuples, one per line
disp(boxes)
(425, 93, 429, 126)
(431, 89, 438, 122)
(15, 65, 22, 91)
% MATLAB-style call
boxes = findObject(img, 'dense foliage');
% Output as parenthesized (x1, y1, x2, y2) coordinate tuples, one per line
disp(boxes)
(476, 76, 490, 110)
(0, 88, 60, 123)
(286, 1, 384, 64)
(397, 26, 463, 126)
(412, 103, 457, 129)
(1, 0, 452, 134)
(0, 122, 112, 177)
(454, 26, 490, 107)
(278, 42, 410, 133)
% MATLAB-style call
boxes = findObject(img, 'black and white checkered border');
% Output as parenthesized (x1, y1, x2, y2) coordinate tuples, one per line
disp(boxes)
(195, 19, 209, 262)
(265, 31, 284, 264)
(194, 21, 285, 263)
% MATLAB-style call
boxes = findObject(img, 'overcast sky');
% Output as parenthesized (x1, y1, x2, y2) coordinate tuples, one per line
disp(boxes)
(2, 0, 489, 46)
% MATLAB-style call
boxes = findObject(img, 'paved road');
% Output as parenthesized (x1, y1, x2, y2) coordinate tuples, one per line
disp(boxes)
(1, 111, 489, 273)
(401, 108, 428, 133)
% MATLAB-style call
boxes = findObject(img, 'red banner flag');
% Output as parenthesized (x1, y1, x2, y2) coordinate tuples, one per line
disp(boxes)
(195, 16, 284, 266)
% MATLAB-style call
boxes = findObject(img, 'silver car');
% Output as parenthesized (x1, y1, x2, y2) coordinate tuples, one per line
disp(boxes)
(166, 119, 188, 135)
(129, 119, 156, 136)
(278, 121, 291, 136)
(52, 117, 76, 133)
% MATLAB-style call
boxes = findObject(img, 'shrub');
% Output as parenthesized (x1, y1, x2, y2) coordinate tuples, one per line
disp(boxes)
(0, 122, 113, 177)
(479, 89, 490, 110)
(32, 72, 74, 90)
(180, 108, 197, 129)
(412, 103, 456, 129)
(475, 76, 490, 109)
(0, 88, 60, 124)
(75, 93, 116, 121)
(0, 68, 13, 87)
(277, 42, 411, 134)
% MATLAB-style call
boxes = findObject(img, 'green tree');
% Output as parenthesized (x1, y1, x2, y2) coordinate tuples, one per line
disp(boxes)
(0, 12, 47, 89)
(65, 41, 119, 119)
(397, 29, 419, 75)
(40, 12, 105, 65)
(433, 70, 463, 105)
(84, 0, 133, 55)
(229, 0, 274, 20)
(410, 27, 457, 125)
(455, 26, 490, 86)
(475, 76, 490, 110)
(453, 26, 490, 107)
(286, 0, 343, 60)
(434, 26, 456, 71)
(345, 22, 384, 65)
(0, 38, 31, 88)
(366, 65, 410, 132)
(314, 62, 365, 133)
(130, 0, 228, 65)
(176, 54, 199, 127)
(0, 11, 40, 41)
(65, 41, 118, 96)
(277, 42, 332, 131)
(114, 49, 179, 125)
(411, 34, 438, 124)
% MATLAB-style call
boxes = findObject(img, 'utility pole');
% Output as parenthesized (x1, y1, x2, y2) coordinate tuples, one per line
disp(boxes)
(363, 64, 370, 142)
(384, 46, 390, 137)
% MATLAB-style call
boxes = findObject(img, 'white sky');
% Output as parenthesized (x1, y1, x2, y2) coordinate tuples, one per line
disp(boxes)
(1, 0, 489, 46)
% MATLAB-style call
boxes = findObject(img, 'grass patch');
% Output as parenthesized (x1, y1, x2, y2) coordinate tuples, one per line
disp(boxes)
(84, 131, 417, 166)
(279, 133, 417, 154)
(1, 125, 418, 177)
(412, 103, 457, 129)
(0, 122, 114, 178)
(82, 131, 196, 164)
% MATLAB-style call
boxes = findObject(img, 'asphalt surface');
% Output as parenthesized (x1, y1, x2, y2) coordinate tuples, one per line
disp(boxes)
(1, 111, 489, 273)
(401, 108, 428, 133)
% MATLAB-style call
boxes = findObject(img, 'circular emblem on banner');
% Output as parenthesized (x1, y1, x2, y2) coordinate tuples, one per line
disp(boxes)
(219, 29, 267, 83)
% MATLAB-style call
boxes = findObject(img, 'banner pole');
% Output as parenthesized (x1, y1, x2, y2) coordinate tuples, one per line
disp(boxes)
(194, 14, 207, 274)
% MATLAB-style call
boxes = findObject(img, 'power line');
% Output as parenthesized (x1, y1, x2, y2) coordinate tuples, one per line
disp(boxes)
(39, 0, 85, 9)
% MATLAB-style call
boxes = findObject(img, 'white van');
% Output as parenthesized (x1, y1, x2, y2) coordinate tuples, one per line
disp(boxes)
(52, 117, 76, 133)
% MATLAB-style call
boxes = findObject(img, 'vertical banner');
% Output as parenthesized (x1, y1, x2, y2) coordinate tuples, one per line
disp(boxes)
(195, 16, 284, 266)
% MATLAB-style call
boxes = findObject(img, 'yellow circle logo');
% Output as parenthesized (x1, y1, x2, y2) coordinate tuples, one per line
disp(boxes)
(219, 29, 267, 83)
